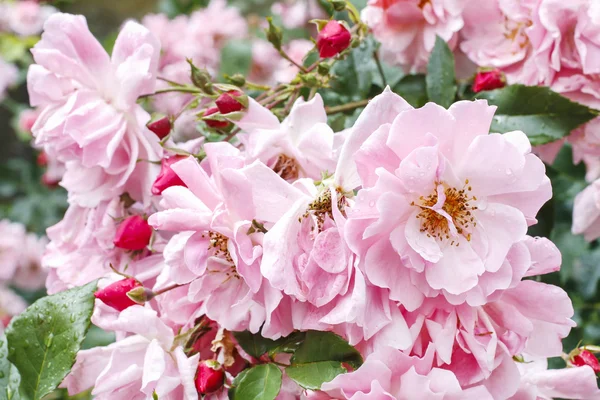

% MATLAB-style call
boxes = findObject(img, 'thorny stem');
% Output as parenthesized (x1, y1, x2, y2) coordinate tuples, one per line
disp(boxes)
(325, 98, 370, 115)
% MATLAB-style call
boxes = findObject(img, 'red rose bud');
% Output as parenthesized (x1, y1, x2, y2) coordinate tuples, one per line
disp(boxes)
(94, 278, 142, 311)
(195, 360, 225, 394)
(204, 107, 229, 129)
(151, 156, 187, 195)
(41, 173, 60, 188)
(37, 151, 48, 167)
(147, 116, 171, 139)
(317, 21, 351, 58)
(472, 69, 506, 93)
(113, 215, 153, 251)
(216, 91, 245, 114)
(572, 350, 600, 373)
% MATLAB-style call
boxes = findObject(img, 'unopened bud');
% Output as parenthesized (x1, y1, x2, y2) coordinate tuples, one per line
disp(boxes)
(147, 116, 171, 139)
(266, 17, 283, 51)
(472, 69, 506, 93)
(195, 360, 225, 394)
(126, 286, 154, 304)
(216, 91, 246, 114)
(188, 60, 215, 94)
(317, 21, 352, 58)
(95, 278, 142, 312)
(152, 156, 187, 195)
(572, 349, 600, 373)
(203, 107, 229, 129)
(225, 74, 246, 87)
(317, 63, 331, 75)
(114, 215, 153, 251)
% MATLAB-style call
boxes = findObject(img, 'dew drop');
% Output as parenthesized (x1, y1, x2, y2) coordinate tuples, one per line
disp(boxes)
(0, 371, 5, 378)
(45, 333, 54, 348)
(369, 201, 375, 208)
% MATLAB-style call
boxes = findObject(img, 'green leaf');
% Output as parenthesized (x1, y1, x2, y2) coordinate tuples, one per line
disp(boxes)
(228, 364, 282, 400)
(219, 40, 253, 81)
(6, 280, 97, 400)
(473, 85, 599, 145)
(291, 331, 363, 369)
(330, 38, 377, 100)
(0, 336, 20, 400)
(426, 36, 456, 108)
(393, 74, 428, 108)
(285, 361, 346, 390)
(233, 331, 306, 358)
(233, 331, 282, 359)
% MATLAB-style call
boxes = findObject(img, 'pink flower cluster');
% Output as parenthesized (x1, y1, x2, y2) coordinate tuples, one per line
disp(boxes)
(0, 219, 47, 331)
(0, 0, 56, 37)
(361, 0, 600, 253)
(27, 10, 599, 400)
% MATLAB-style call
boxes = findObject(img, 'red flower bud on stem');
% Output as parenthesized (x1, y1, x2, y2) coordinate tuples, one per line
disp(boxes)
(204, 107, 229, 129)
(195, 360, 225, 394)
(94, 278, 142, 311)
(113, 215, 153, 251)
(216, 91, 245, 114)
(147, 116, 171, 139)
(472, 69, 506, 93)
(317, 21, 351, 58)
(572, 349, 600, 373)
(151, 156, 187, 195)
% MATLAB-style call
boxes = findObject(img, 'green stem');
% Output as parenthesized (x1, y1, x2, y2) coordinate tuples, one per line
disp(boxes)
(279, 50, 308, 73)
(373, 51, 387, 87)
(325, 98, 370, 115)
(139, 86, 202, 99)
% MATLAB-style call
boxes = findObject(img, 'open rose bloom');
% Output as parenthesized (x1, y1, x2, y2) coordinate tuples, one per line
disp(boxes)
(3, 1, 600, 399)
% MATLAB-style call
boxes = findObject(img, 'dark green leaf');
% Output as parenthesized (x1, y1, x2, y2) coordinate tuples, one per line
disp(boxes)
(219, 40, 253, 81)
(233, 331, 282, 359)
(6, 280, 97, 400)
(474, 85, 599, 145)
(330, 38, 377, 99)
(285, 361, 346, 390)
(233, 331, 306, 358)
(0, 336, 20, 400)
(426, 36, 456, 108)
(291, 331, 363, 369)
(393, 74, 428, 108)
(228, 364, 282, 400)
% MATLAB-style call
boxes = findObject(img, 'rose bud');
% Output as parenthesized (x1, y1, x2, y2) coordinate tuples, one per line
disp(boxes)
(37, 151, 48, 167)
(151, 156, 187, 195)
(147, 116, 171, 139)
(572, 349, 600, 373)
(216, 91, 245, 114)
(317, 21, 351, 58)
(472, 69, 506, 93)
(41, 173, 60, 188)
(94, 278, 142, 311)
(113, 215, 153, 251)
(204, 107, 229, 129)
(195, 360, 225, 394)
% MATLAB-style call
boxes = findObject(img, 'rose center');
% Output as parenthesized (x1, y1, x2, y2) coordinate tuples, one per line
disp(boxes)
(273, 154, 300, 181)
(412, 180, 478, 245)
